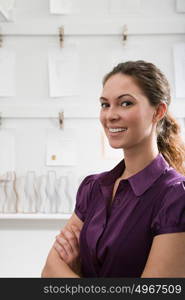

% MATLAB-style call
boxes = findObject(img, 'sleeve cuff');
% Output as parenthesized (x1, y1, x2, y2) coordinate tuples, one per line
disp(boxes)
(153, 224, 185, 236)
(74, 207, 85, 222)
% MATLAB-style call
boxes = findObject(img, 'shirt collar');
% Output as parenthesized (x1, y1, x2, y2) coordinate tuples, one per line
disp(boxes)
(99, 153, 170, 196)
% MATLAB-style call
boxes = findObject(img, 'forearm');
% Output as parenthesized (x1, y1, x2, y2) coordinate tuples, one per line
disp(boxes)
(41, 247, 81, 278)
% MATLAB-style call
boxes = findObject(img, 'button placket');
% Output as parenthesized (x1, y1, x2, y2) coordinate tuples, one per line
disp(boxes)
(113, 180, 129, 206)
(87, 205, 107, 255)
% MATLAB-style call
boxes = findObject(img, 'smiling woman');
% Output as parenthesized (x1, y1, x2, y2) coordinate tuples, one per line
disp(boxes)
(42, 60, 185, 278)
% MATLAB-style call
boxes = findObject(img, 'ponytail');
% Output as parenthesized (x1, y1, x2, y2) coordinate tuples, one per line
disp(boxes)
(157, 113, 185, 175)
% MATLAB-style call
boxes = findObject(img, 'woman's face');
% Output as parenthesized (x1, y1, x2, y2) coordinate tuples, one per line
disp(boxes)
(99, 73, 157, 150)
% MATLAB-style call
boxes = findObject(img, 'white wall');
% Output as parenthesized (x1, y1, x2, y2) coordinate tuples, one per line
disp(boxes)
(0, 0, 185, 277)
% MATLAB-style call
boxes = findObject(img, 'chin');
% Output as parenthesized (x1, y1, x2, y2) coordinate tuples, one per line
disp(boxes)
(109, 142, 125, 149)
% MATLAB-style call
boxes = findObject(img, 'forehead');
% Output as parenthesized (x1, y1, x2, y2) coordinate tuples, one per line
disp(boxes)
(102, 73, 145, 98)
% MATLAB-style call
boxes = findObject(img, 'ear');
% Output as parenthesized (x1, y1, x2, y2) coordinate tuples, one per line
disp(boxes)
(152, 102, 167, 123)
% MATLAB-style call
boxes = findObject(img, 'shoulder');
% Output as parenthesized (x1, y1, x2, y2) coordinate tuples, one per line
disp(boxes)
(170, 179, 185, 195)
(156, 167, 185, 199)
(161, 166, 185, 184)
(157, 168, 185, 212)
(163, 179, 185, 214)
(78, 170, 109, 191)
(74, 171, 108, 222)
(162, 168, 185, 199)
(151, 173, 185, 236)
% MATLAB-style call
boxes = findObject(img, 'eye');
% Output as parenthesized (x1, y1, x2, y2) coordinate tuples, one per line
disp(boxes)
(121, 101, 133, 107)
(100, 102, 109, 108)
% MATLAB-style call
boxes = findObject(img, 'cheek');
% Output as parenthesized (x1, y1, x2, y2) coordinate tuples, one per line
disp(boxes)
(126, 108, 154, 128)
(124, 110, 140, 126)
(142, 109, 155, 126)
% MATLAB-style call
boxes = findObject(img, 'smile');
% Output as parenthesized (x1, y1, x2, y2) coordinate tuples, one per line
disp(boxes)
(108, 128, 127, 133)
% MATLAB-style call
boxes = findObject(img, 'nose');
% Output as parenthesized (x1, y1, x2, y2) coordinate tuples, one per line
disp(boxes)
(106, 106, 120, 121)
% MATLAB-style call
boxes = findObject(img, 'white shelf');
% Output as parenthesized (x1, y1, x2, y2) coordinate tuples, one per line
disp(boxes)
(0, 213, 72, 220)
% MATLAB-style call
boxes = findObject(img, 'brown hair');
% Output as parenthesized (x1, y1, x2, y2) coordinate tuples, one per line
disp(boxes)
(103, 60, 185, 175)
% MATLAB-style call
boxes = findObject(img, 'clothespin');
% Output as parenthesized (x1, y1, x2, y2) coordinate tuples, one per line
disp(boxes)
(59, 26, 64, 48)
(123, 24, 128, 45)
(59, 111, 64, 129)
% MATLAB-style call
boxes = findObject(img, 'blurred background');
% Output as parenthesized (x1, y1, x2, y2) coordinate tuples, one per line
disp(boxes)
(0, 0, 185, 277)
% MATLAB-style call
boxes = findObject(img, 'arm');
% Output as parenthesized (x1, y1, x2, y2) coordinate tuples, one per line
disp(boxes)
(141, 232, 185, 277)
(41, 247, 80, 278)
(41, 212, 83, 278)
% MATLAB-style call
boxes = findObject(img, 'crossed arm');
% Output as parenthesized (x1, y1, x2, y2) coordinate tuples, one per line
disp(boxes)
(41, 212, 185, 278)
(41, 212, 84, 278)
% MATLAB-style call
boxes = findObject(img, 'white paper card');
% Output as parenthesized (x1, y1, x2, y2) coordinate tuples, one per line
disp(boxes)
(109, 0, 141, 14)
(46, 129, 77, 166)
(48, 45, 80, 97)
(0, 0, 15, 21)
(176, 0, 185, 12)
(0, 129, 15, 174)
(0, 49, 16, 96)
(173, 43, 185, 98)
(49, 0, 72, 15)
(101, 131, 123, 160)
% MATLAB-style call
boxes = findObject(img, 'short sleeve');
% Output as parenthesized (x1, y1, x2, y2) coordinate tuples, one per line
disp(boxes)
(151, 181, 185, 236)
(74, 175, 95, 222)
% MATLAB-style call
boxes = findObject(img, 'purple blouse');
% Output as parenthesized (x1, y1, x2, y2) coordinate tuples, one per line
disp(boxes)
(74, 153, 185, 277)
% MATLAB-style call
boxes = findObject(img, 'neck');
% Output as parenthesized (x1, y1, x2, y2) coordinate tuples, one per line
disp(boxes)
(121, 139, 159, 179)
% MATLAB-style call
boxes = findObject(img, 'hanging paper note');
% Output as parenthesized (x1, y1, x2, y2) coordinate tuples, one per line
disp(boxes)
(49, 0, 72, 15)
(0, 129, 15, 175)
(173, 43, 185, 98)
(0, 49, 15, 96)
(48, 44, 80, 97)
(46, 128, 77, 166)
(176, 0, 185, 12)
(109, 0, 141, 14)
(0, 0, 15, 21)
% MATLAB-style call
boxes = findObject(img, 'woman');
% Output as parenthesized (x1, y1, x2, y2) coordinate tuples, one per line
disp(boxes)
(42, 60, 185, 278)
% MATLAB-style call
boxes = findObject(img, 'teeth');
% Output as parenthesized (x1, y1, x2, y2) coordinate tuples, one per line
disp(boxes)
(109, 128, 127, 133)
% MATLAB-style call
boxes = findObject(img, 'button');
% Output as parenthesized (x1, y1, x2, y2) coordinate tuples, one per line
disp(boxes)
(114, 197, 121, 205)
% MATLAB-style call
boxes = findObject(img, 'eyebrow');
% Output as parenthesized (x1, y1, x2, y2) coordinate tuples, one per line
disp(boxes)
(99, 94, 136, 101)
